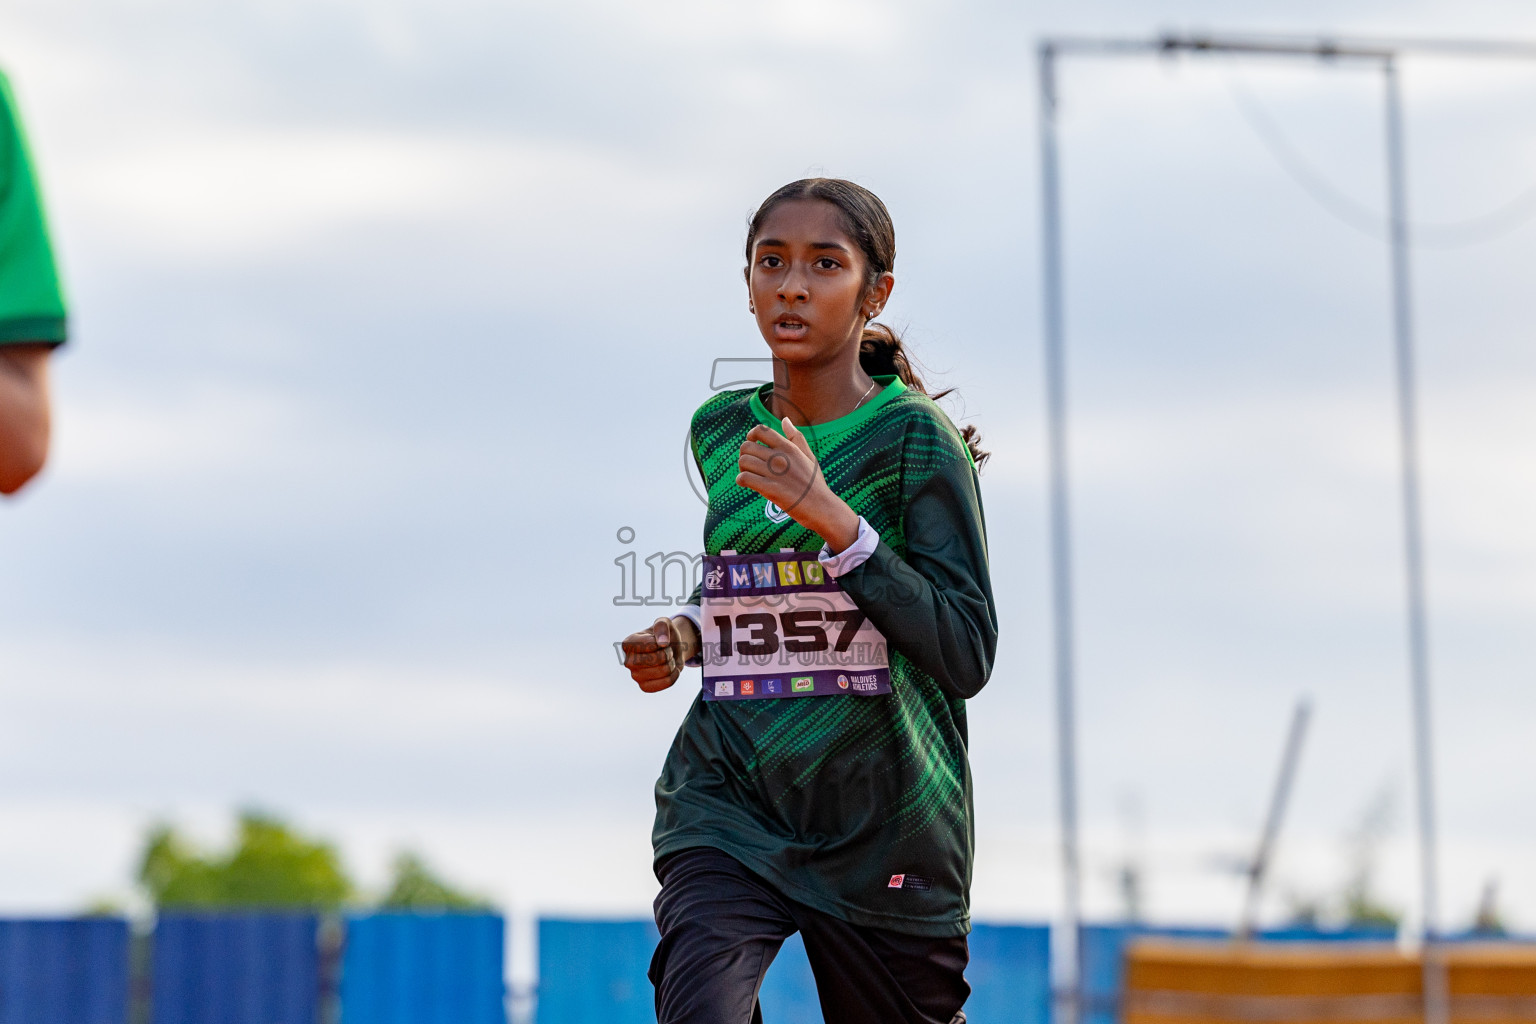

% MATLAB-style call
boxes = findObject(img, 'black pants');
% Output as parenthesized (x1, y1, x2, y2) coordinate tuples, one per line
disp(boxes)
(649, 846, 969, 1024)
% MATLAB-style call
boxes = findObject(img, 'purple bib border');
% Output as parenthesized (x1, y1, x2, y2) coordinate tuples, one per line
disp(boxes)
(702, 667, 891, 702)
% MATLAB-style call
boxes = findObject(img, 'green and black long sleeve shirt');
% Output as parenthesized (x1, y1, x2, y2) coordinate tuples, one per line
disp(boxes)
(653, 376, 997, 937)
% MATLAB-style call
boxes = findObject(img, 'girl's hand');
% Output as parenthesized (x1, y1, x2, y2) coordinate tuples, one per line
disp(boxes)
(622, 615, 699, 693)
(737, 418, 860, 554)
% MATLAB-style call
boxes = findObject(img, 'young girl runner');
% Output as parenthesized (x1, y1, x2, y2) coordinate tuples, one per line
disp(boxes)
(621, 178, 996, 1024)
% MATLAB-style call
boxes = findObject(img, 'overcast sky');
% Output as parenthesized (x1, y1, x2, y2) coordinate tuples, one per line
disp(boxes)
(1, 0, 1534, 964)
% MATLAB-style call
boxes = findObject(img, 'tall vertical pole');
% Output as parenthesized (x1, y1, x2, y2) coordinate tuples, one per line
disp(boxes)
(1039, 40, 1084, 1024)
(1381, 55, 1446, 1024)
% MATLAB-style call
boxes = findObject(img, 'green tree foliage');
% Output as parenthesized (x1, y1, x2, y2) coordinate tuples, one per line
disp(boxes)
(378, 852, 491, 911)
(1342, 888, 1402, 929)
(135, 811, 494, 912)
(1278, 786, 1403, 932)
(138, 811, 353, 909)
(1472, 878, 1507, 936)
(1282, 892, 1322, 929)
(1340, 786, 1401, 930)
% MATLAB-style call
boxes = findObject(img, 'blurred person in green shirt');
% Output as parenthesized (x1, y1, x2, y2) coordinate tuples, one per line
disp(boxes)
(0, 70, 65, 495)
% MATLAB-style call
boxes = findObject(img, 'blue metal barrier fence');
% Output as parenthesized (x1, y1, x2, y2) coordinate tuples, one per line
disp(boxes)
(535, 919, 1052, 1024)
(0, 913, 1474, 1024)
(152, 913, 320, 1024)
(341, 912, 505, 1024)
(0, 918, 129, 1024)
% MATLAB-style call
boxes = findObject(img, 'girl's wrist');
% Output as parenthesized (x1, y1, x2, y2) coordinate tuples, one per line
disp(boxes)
(668, 615, 700, 664)
(803, 490, 859, 554)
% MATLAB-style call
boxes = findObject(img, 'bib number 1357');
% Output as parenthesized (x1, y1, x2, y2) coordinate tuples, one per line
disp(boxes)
(712, 610, 867, 657)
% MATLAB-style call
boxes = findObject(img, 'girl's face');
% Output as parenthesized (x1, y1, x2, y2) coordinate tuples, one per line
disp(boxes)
(746, 199, 890, 369)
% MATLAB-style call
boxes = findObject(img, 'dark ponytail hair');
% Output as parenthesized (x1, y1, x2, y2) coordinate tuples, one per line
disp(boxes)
(745, 178, 989, 469)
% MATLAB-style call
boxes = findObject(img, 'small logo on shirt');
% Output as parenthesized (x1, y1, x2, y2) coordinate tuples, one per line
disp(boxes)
(791, 676, 815, 693)
(740, 680, 755, 696)
(888, 874, 932, 891)
(714, 680, 734, 697)
(888, 874, 905, 888)
(705, 565, 725, 590)
(765, 500, 790, 523)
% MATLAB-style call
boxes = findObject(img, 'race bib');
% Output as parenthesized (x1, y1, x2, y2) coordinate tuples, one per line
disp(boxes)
(700, 549, 891, 701)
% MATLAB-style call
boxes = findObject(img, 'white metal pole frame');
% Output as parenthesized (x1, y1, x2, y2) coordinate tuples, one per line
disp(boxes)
(1036, 40, 1084, 1024)
(1035, 33, 1481, 1024)
(1380, 54, 1447, 1024)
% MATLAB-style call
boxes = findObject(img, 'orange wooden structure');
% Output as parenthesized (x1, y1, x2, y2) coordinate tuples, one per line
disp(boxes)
(1124, 939, 1536, 1024)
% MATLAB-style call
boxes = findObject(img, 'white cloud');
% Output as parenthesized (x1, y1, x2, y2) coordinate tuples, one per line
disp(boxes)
(56, 381, 298, 481)
(62, 129, 691, 260)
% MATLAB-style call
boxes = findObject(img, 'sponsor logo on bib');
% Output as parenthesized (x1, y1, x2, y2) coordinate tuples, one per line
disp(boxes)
(705, 565, 725, 591)
(714, 680, 734, 697)
(791, 676, 815, 693)
(837, 674, 850, 690)
(740, 680, 755, 696)
(763, 679, 782, 695)
(849, 673, 881, 693)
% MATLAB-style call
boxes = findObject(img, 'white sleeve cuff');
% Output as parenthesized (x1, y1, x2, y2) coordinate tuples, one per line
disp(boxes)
(677, 604, 703, 666)
(819, 517, 879, 578)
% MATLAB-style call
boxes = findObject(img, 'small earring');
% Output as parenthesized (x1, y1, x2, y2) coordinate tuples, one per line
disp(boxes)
(866, 310, 879, 320)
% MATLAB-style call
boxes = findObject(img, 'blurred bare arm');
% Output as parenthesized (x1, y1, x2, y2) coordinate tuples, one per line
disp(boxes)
(0, 343, 51, 494)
